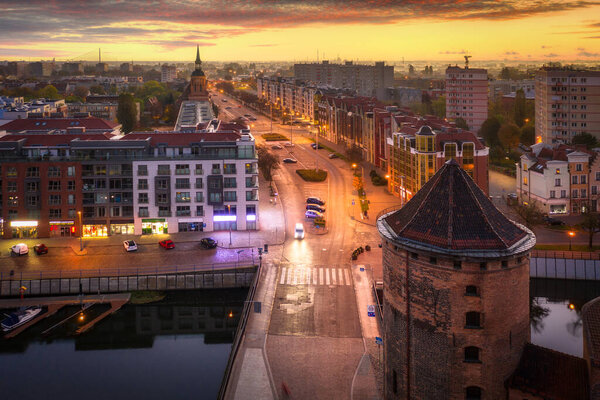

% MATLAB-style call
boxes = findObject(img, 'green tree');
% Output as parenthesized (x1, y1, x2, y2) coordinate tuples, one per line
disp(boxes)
(37, 85, 60, 100)
(513, 89, 527, 127)
(454, 117, 469, 130)
(572, 132, 598, 149)
(346, 145, 363, 163)
(212, 103, 220, 118)
(520, 123, 536, 146)
(90, 85, 106, 95)
(256, 145, 280, 184)
(431, 96, 446, 118)
(580, 209, 600, 250)
(73, 85, 89, 100)
(479, 116, 502, 147)
(514, 201, 544, 229)
(498, 122, 521, 152)
(117, 93, 137, 134)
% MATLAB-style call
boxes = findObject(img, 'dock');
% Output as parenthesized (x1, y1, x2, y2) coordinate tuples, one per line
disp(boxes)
(3, 304, 63, 339)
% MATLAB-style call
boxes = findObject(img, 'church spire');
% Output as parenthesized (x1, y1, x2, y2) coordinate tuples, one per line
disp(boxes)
(195, 45, 201, 69)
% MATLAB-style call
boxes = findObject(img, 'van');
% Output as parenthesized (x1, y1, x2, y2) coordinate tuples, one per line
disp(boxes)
(294, 223, 305, 239)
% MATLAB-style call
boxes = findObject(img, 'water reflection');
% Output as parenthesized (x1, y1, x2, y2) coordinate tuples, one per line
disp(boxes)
(0, 289, 247, 400)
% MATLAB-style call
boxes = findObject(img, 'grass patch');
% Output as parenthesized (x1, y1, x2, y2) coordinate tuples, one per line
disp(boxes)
(534, 244, 600, 252)
(262, 133, 289, 141)
(296, 169, 328, 182)
(130, 291, 166, 304)
(545, 224, 572, 231)
(307, 138, 348, 160)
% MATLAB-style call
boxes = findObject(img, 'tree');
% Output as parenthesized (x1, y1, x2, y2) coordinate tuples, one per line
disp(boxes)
(454, 117, 469, 130)
(572, 132, 598, 149)
(256, 145, 280, 184)
(408, 64, 415, 75)
(346, 145, 363, 163)
(431, 96, 446, 118)
(498, 123, 521, 152)
(117, 93, 137, 134)
(514, 201, 544, 229)
(513, 89, 527, 127)
(521, 123, 536, 146)
(37, 85, 60, 100)
(73, 85, 89, 100)
(90, 85, 106, 95)
(212, 103, 220, 118)
(580, 209, 600, 250)
(479, 116, 501, 147)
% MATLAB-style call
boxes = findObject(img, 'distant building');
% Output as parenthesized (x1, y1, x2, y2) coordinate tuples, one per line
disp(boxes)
(377, 87, 422, 106)
(535, 67, 600, 144)
(161, 64, 177, 83)
(96, 62, 108, 74)
(175, 47, 214, 131)
(489, 79, 535, 99)
(0, 117, 120, 135)
(28, 61, 54, 77)
(294, 60, 393, 99)
(120, 62, 133, 73)
(445, 65, 488, 132)
(62, 62, 84, 75)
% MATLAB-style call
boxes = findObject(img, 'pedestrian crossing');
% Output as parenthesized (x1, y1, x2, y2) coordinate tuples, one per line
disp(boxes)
(278, 266, 352, 286)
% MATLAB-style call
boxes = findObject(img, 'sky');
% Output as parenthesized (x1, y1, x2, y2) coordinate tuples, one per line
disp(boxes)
(0, 0, 599, 63)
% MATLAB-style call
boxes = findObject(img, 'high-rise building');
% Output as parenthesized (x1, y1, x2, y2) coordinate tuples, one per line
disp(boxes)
(161, 64, 177, 83)
(535, 67, 600, 144)
(445, 65, 488, 132)
(378, 160, 536, 399)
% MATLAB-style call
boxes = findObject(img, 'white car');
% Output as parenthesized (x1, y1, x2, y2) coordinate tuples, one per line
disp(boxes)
(294, 223, 305, 239)
(305, 210, 323, 219)
(283, 142, 295, 147)
(123, 240, 138, 252)
(11, 243, 29, 255)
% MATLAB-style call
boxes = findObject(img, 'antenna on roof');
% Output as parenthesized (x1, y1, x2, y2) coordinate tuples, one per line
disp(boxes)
(464, 55, 471, 69)
(99, 48, 101, 63)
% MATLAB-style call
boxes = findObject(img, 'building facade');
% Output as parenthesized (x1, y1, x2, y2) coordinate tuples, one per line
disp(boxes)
(535, 68, 600, 144)
(445, 66, 488, 132)
(161, 64, 177, 83)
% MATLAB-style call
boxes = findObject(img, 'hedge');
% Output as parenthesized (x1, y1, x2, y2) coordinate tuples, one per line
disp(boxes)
(296, 169, 328, 182)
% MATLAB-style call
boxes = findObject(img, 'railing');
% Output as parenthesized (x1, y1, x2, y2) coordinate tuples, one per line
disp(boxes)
(0, 261, 256, 281)
(376, 205, 403, 221)
(531, 249, 600, 260)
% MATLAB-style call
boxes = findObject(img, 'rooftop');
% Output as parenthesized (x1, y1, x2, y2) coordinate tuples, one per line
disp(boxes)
(1, 117, 119, 132)
(379, 159, 535, 256)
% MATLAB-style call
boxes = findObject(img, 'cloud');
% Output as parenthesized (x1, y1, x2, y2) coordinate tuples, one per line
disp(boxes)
(541, 45, 550, 49)
(438, 50, 468, 55)
(586, 35, 600, 38)
(504, 51, 519, 55)
(544, 53, 559, 57)
(578, 50, 600, 57)
(249, 44, 278, 48)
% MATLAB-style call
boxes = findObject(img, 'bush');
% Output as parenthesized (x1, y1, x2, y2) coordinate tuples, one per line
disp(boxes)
(370, 170, 378, 178)
(372, 175, 388, 186)
(296, 169, 328, 182)
(262, 133, 289, 141)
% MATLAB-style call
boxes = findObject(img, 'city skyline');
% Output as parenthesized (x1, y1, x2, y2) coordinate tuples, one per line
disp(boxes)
(1, 0, 599, 62)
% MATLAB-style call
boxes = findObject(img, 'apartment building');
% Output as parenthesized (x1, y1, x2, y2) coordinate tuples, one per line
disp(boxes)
(387, 121, 489, 204)
(0, 117, 121, 135)
(445, 66, 488, 132)
(294, 61, 393, 99)
(161, 64, 177, 83)
(0, 124, 258, 239)
(257, 77, 319, 121)
(535, 68, 600, 144)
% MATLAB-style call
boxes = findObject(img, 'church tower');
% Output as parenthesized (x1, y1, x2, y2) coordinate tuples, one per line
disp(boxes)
(188, 45, 209, 101)
(377, 159, 536, 400)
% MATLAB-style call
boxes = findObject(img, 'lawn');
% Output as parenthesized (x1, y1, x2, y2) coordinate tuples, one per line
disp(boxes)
(262, 133, 289, 141)
(296, 169, 328, 182)
(130, 291, 167, 304)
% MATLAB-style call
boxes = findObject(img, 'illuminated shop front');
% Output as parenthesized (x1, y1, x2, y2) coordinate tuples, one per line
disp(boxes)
(49, 221, 75, 237)
(141, 219, 168, 234)
(213, 214, 237, 231)
(110, 223, 135, 235)
(177, 218, 204, 232)
(10, 221, 38, 238)
(83, 224, 108, 237)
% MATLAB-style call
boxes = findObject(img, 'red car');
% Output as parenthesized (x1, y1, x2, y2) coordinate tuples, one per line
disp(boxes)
(159, 239, 175, 249)
(33, 244, 48, 255)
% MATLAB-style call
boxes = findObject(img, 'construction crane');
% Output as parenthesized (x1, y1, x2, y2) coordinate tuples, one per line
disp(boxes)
(464, 55, 471, 69)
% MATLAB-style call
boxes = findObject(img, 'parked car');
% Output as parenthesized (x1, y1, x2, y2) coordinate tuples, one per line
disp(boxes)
(283, 142, 295, 147)
(159, 239, 175, 249)
(306, 204, 326, 213)
(271, 144, 283, 150)
(123, 240, 138, 252)
(328, 153, 338, 159)
(225, 106, 232, 110)
(33, 244, 48, 255)
(294, 223, 305, 240)
(200, 238, 218, 249)
(249, 117, 257, 121)
(283, 158, 297, 164)
(305, 210, 324, 219)
(311, 143, 323, 150)
(11, 243, 28, 256)
(221, 99, 228, 102)
(306, 197, 325, 206)
(244, 114, 251, 117)
(543, 216, 565, 226)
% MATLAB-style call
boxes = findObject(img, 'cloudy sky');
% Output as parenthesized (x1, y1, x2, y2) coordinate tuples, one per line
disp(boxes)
(0, 0, 599, 62)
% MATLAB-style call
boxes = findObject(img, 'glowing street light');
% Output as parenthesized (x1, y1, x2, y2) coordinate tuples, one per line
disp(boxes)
(568, 231, 575, 251)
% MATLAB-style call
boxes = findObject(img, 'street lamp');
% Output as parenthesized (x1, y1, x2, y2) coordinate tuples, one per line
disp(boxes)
(568, 231, 575, 251)
(77, 211, 83, 251)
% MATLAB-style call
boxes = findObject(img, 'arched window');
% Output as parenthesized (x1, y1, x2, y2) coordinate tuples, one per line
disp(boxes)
(465, 386, 482, 400)
(465, 285, 478, 296)
(464, 346, 480, 362)
(465, 312, 481, 328)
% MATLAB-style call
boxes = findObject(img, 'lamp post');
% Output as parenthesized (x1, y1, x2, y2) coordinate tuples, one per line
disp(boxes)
(568, 231, 575, 251)
(77, 211, 83, 251)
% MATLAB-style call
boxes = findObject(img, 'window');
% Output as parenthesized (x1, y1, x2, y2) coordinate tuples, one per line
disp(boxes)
(195, 192, 204, 202)
(581, 175, 587, 184)
(138, 193, 148, 204)
(94, 165, 106, 175)
(479, 262, 487, 270)
(46, 167, 59, 177)
(110, 179, 122, 189)
(48, 180, 61, 191)
(48, 194, 61, 205)
(7, 167, 17, 177)
(573, 189, 579, 198)
(96, 179, 107, 189)
(7, 181, 17, 192)
(465, 312, 481, 328)
(68, 181, 75, 191)
(577, 163, 583, 172)
(453, 261, 462, 269)
(223, 163, 237, 174)
(111, 207, 121, 217)
(176, 192, 190, 202)
(556, 168, 561, 174)
(27, 167, 40, 177)
(156, 178, 169, 190)
(224, 191, 237, 202)
(582, 189, 587, 198)
(501, 260, 508, 268)
(67, 166, 75, 177)
(593, 186, 598, 195)
(8, 210, 17, 219)
(224, 177, 237, 188)
(196, 205, 204, 216)
(158, 206, 170, 217)
(157, 193, 169, 204)
(27, 195, 39, 207)
(464, 347, 480, 362)
(68, 209, 76, 218)
(109, 165, 121, 176)
(176, 206, 191, 216)
(411, 252, 418, 259)
(465, 286, 478, 296)
(175, 164, 190, 175)
(137, 165, 148, 176)
(138, 207, 149, 217)
(550, 190, 556, 198)
(49, 209, 61, 219)
(209, 192, 222, 203)
(175, 178, 190, 189)
(157, 165, 171, 175)
(68, 194, 75, 205)
(138, 179, 148, 190)
(429, 256, 437, 265)
(561, 190, 567, 198)
(572, 175, 578, 184)
(212, 163, 221, 174)
(195, 164, 203, 175)
(465, 386, 481, 400)
(555, 178, 561, 186)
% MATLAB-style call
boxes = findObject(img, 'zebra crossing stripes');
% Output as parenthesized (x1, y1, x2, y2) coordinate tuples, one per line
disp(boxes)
(278, 267, 352, 286)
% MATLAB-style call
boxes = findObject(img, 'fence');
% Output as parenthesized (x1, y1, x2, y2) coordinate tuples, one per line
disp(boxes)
(531, 249, 600, 260)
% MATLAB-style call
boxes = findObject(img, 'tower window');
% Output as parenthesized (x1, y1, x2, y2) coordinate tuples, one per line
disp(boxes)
(501, 260, 508, 268)
(411, 252, 418, 259)
(464, 347, 480, 362)
(479, 262, 487, 270)
(465, 386, 482, 400)
(454, 261, 462, 269)
(465, 312, 481, 328)
(465, 286, 478, 296)
(430, 256, 437, 265)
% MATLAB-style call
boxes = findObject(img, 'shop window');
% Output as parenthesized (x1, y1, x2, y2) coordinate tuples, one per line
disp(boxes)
(7, 181, 17, 192)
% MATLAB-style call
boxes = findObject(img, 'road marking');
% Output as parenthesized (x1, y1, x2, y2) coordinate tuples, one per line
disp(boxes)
(305, 268, 311, 286)
(331, 268, 337, 285)
(344, 269, 351, 285)
(338, 269, 344, 285)
(287, 268, 294, 285)
(280, 267, 286, 285)
(325, 268, 330, 285)
(319, 268, 324, 285)
(313, 268, 318, 285)
(293, 268, 298, 285)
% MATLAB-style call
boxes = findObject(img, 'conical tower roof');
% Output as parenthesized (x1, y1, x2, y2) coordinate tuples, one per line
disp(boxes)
(378, 159, 535, 256)
(192, 45, 205, 77)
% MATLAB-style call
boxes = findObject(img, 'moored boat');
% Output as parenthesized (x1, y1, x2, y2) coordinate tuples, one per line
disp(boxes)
(1, 306, 43, 331)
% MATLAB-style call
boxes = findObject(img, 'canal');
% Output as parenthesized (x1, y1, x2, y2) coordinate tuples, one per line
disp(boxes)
(0, 289, 247, 400)
(530, 278, 600, 358)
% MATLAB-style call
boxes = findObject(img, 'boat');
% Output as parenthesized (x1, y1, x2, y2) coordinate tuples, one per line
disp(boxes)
(1, 306, 43, 331)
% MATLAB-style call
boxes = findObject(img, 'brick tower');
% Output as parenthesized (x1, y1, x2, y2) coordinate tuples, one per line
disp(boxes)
(377, 159, 536, 400)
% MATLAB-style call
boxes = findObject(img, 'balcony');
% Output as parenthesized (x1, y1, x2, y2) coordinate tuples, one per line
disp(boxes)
(138, 210, 149, 217)
(176, 168, 190, 175)
(212, 168, 221, 174)
(246, 192, 259, 201)
(157, 168, 171, 176)
(245, 166, 258, 174)
(195, 169, 204, 175)
(223, 168, 237, 175)
(175, 183, 190, 189)
(176, 210, 191, 217)
(158, 210, 171, 217)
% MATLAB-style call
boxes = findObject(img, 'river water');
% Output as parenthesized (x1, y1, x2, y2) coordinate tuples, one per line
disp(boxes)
(0, 289, 247, 400)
